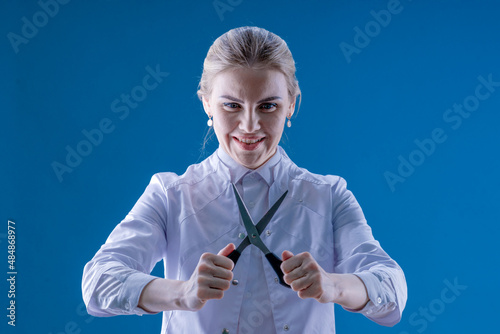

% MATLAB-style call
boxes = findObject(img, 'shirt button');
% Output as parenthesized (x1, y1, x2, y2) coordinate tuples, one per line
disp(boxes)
(377, 297, 382, 304)
(222, 328, 229, 334)
(238, 233, 246, 239)
(248, 201, 255, 208)
(232, 279, 239, 285)
(266, 230, 272, 236)
(274, 277, 279, 283)
(283, 324, 290, 331)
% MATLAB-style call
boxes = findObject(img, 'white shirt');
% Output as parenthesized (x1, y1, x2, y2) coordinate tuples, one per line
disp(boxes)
(82, 146, 407, 333)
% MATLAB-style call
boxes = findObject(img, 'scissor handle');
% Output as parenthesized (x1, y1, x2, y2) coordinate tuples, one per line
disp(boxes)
(265, 253, 291, 288)
(227, 250, 241, 268)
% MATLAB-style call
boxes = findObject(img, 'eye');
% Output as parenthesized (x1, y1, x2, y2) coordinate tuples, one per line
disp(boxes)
(222, 102, 241, 110)
(260, 103, 278, 112)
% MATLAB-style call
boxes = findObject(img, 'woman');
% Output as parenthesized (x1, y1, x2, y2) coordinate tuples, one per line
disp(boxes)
(82, 26, 407, 333)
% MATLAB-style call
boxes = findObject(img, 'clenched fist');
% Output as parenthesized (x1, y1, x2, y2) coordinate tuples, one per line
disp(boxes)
(281, 250, 369, 309)
(180, 243, 236, 311)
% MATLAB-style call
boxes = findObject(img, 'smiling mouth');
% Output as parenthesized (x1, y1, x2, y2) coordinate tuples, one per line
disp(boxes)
(236, 137, 265, 144)
(233, 137, 265, 150)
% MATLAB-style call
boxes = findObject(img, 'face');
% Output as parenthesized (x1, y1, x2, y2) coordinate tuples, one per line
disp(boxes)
(203, 67, 295, 169)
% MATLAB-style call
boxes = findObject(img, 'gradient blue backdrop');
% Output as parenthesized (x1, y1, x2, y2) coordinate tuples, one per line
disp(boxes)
(2, 0, 499, 333)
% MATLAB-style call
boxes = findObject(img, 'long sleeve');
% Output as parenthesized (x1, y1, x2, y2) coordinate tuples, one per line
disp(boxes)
(81, 146, 408, 332)
(82, 174, 169, 317)
(331, 177, 407, 326)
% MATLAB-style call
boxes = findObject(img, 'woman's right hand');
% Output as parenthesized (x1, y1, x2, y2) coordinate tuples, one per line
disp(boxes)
(138, 243, 236, 313)
(180, 243, 235, 311)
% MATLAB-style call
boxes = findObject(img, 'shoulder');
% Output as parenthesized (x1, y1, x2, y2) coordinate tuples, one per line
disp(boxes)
(142, 152, 229, 219)
(288, 162, 351, 204)
(279, 148, 346, 190)
(278, 148, 353, 215)
(289, 163, 345, 187)
(147, 151, 226, 204)
(150, 158, 218, 190)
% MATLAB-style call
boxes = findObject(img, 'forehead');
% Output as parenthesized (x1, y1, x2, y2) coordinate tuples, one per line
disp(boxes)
(211, 67, 287, 98)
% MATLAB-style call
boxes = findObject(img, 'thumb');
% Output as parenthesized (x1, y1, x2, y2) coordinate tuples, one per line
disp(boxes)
(218, 243, 236, 257)
(281, 250, 294, 261)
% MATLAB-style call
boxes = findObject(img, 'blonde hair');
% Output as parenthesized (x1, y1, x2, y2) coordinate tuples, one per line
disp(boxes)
(197, 26, 301, 112)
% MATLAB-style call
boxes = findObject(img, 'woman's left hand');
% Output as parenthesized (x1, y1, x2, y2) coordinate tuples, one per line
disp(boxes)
(280, 250, 339, 303)
(281, 250, 369, 309)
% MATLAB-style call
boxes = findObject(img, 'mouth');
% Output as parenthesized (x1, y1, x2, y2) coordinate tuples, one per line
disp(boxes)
(233, 136, 265, 151)
(237, 137, 264, 144)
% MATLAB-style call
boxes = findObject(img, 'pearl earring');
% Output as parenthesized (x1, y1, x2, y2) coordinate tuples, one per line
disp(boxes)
(207, 115, 213, 127)
(286, 115, 292, 128)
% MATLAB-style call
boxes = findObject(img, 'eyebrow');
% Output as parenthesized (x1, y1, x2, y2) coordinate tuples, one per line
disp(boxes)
(219, 95, 282, 103)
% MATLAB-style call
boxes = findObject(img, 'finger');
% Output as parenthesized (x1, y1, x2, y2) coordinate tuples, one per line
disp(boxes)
(281, 250, 294, 261)
(218, 243, 235, 256)
(213, 254, 235, 271)
(211, 266, 234, 281)
(281, 251, 302, 274)
(197, 259, 234, 281)
(289, 274, 313, 292)
(198, 267, 232, 285)
(197, 254, 228, 273)
(297, 283, 320, 300)
(284, 266, 307, 285)
(208, 277, 232, 291)
(197, 286, 225, 301)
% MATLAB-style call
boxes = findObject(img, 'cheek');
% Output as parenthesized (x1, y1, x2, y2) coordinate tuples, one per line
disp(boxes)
(264, 115, 286, 135)
(214, 113, 236, 135)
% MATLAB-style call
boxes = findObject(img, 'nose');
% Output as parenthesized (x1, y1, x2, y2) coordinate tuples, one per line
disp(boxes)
(239, 109, 261, 133)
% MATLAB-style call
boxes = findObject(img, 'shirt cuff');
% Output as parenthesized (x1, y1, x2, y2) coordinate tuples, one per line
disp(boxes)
(118, 271, 159, 316)
(343, 271, 397, 318)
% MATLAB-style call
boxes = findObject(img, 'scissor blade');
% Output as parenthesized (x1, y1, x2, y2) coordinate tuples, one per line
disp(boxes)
(255, 189, 288, 234)
(231, 184, 273, 255)
(227, 190, 287, 266)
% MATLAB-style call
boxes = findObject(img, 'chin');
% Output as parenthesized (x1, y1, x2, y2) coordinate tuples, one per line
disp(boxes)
(235, 156, 262, 169)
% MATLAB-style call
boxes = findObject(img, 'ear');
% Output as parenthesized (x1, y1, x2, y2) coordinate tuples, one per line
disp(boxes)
(287, 95, 297, 118)
(202, 95, 211, 117)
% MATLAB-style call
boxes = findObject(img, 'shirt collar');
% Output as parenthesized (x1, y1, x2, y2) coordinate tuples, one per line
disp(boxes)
(216, 145, 282, 187)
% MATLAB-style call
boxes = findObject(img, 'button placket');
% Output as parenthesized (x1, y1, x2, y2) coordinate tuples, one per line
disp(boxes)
(241, 173, 266, 222)
(238, 172, 274, 330)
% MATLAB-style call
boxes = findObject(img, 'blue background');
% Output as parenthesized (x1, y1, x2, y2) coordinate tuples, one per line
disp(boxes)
(2, 0, 499, 333)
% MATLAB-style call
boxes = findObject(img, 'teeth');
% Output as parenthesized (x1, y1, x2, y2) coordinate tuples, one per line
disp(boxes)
(238, 138, 263, 144)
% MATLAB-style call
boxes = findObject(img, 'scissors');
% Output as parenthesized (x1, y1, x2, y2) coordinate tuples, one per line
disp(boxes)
(227, 183, 291, 288)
